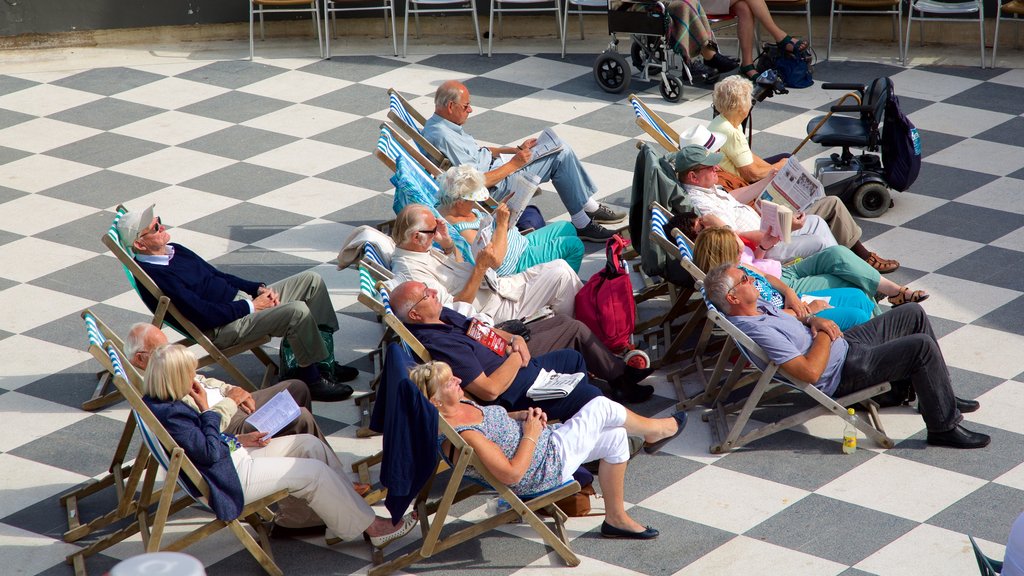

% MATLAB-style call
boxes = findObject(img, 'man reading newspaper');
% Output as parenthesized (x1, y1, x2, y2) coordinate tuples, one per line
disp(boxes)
(674, 136, 901, 272)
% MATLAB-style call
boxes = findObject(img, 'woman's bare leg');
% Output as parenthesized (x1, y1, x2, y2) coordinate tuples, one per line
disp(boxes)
(732, 1, 756, 66)
(599, 460, 647, 532)
(732, 0, 789, 43)
(623, 409, 679, 444)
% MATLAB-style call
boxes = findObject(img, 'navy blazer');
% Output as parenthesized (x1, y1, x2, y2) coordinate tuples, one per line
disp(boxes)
(144, 397, 245, 521)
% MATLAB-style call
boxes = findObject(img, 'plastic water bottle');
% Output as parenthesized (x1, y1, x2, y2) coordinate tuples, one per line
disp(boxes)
(842, 407, 857, 454)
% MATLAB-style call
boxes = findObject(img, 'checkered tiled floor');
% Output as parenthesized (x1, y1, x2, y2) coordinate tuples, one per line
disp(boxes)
(3, 34, 1024, 576)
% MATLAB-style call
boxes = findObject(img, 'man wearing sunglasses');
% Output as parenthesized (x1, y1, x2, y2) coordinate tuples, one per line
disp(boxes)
(422, 80, 625, 243)
(704, 263, 989, 449)
(117, 204, 356, 402)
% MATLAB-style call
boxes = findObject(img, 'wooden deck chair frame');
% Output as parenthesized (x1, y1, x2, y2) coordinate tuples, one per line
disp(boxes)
(90, 343, 288, 576)
(629, 94, 680, 153)
(368, 413, 580, 575)
(62, 310, 152, 546)
(386, 88, 452, 170)
(701, 306, 893, 454)
(103, 205, 278, 393)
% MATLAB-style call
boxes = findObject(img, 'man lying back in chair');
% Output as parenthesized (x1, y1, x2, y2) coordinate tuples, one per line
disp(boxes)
(126, 322, 372, 537)
(390, 203, 582, 323)
(422, 80, 624, 243)
(117, 204, 355, 402)
(393, 280, 657, 405)
(703, 264, 990, 449)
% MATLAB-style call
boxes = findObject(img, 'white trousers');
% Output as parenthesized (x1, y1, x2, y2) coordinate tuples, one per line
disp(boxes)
(480, 259, 583, 322)
(231, 434, 375, 540)
(766, 214, 838, 262)
(550, 397, 630, 483)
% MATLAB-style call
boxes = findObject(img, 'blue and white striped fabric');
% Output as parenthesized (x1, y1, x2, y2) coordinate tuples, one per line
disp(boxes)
(363, 242, 388, 269)
(650, 205, 670, 243)
(378, 125, 437, 196)
(380, 286, 394, 316)
(630, 96, 673, 145)
(675, 232, 695, 262)
(389, 93, 422, 134)
(84, 313, 103, 349)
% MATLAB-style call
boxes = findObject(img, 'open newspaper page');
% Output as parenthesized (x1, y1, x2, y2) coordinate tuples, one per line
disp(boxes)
(526, 369, 585, 401)
(759, 156, 825, 212)
(470, 213, 495, 259)
(505, 173, 537, 229)
(530, 127, 563, 160)
(245, 390, 301, 439)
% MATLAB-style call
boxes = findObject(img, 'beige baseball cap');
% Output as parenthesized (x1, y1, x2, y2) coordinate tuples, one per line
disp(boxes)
(116, 204, 155, 252)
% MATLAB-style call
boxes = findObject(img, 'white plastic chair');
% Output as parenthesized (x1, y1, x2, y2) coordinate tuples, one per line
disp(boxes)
(560, 0, 606, 57)
(249, 0, 324, 60)
(827, 0, 903, 61)
(488, 0, 563, 56)
(904, 0, 985, 67)
(405, 0, 483, 57)
(324, 0, 398, 57)
(992, 0, 1024, 68)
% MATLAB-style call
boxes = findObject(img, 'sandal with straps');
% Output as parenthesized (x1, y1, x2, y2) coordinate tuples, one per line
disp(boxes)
(777, 35, 808, 55)
(866, 252, 900, 274)
(739, 64, 758, 82)
(887, 287, 929, 307)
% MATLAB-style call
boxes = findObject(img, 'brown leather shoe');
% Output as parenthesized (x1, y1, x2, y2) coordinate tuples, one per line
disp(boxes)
(353, 482, 372, 497)
(866, 252, 900, 274)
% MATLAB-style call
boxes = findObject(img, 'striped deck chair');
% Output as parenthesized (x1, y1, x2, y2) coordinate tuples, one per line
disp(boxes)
(699, 289, 893, 454)
(386, 88, 451, 170)
(102, 343, 288, 575)
(629, 93, 680, 153)
(367, 344, 579, 576)
(102, 205, 278, 392)
(61, 310, 149, 548)
(375, 122, 443, 185)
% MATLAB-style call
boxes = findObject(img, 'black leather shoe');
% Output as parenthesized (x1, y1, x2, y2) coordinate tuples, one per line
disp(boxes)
(706, 51, 739, 73)
(926, 425, 990, 449)
(955, 397, 980, 414)
(332, 362, 360, 383)
(600, 521, 659, 540)
(307, 376, 354, 402)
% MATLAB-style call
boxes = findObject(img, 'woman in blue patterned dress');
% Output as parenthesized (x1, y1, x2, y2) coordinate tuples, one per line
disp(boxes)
(410, 361, 687, 540)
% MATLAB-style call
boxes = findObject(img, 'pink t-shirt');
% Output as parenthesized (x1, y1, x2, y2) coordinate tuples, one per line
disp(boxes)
(739, 245, 782, 278)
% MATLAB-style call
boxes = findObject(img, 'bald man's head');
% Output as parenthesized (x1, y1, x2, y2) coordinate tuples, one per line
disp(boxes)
(125, 322, 169, 371)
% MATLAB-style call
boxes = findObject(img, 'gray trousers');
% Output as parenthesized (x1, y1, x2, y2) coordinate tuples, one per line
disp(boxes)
(835, 303, 961, 433)
(526, 314, 626, 383)
(211, 271, 338, 367)
(805, 195, 863, 248)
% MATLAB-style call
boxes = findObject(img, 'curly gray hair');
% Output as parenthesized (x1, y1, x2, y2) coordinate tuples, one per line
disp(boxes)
(439, 164, 486, 205)
(712, 75, 753, 117)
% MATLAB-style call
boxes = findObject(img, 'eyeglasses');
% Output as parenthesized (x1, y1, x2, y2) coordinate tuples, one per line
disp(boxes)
(727, 272, 752, 295)
(418, 226, 438, 236)
(139, 217, 162, 238)
(411, 289, 431, 310)
(455, 101, 471, 111)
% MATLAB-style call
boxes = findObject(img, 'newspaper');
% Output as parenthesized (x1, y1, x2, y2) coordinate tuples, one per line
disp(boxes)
(800, 294, 831, 305)
(526, 369, 585, 401)
(244, 390, 300, 439)
(504, 172, 538, 229)
(734, 156, 824, 213)
(530, 128, 563, 160)
(759, 200, 792, 243)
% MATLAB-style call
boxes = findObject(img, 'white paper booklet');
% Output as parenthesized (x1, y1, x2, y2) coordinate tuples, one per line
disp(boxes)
(244, 390, 300, 439)
(530, 128, 563, 160)
(526, 369, 584, 401)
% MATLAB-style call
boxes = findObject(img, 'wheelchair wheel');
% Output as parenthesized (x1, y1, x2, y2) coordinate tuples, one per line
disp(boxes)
(852, 182, 891, 218)
(659, 74, 683, 103)
(594, 51, 631, 94)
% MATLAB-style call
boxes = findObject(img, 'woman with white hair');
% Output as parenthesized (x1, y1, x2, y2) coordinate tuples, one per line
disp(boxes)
(438, 164, 584, 275)
(141, 343, 418, 549)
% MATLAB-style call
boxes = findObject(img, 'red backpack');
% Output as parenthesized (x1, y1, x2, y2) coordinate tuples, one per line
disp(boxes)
(574, 234, 636, 354)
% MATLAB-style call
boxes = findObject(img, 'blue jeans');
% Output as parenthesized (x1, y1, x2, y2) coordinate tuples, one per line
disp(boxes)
(494, 143, 596, 216)
(835, 303, 960, 432)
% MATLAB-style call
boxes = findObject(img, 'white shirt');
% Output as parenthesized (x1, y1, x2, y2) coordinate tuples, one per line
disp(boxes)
(684, 183, 762, 232)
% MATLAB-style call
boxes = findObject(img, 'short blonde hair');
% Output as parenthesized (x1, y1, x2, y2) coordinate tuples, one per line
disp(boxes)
(143, 343, 197, 401)
(439, 165, 486, 206)
(392, 204, 432, 246)
(408, 361, 454, 401)
(694, 226, 741, 273)
(713, 75, 753, 117)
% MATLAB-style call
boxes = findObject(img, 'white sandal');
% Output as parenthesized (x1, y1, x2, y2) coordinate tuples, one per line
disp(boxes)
(365, 513, 418, 549)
